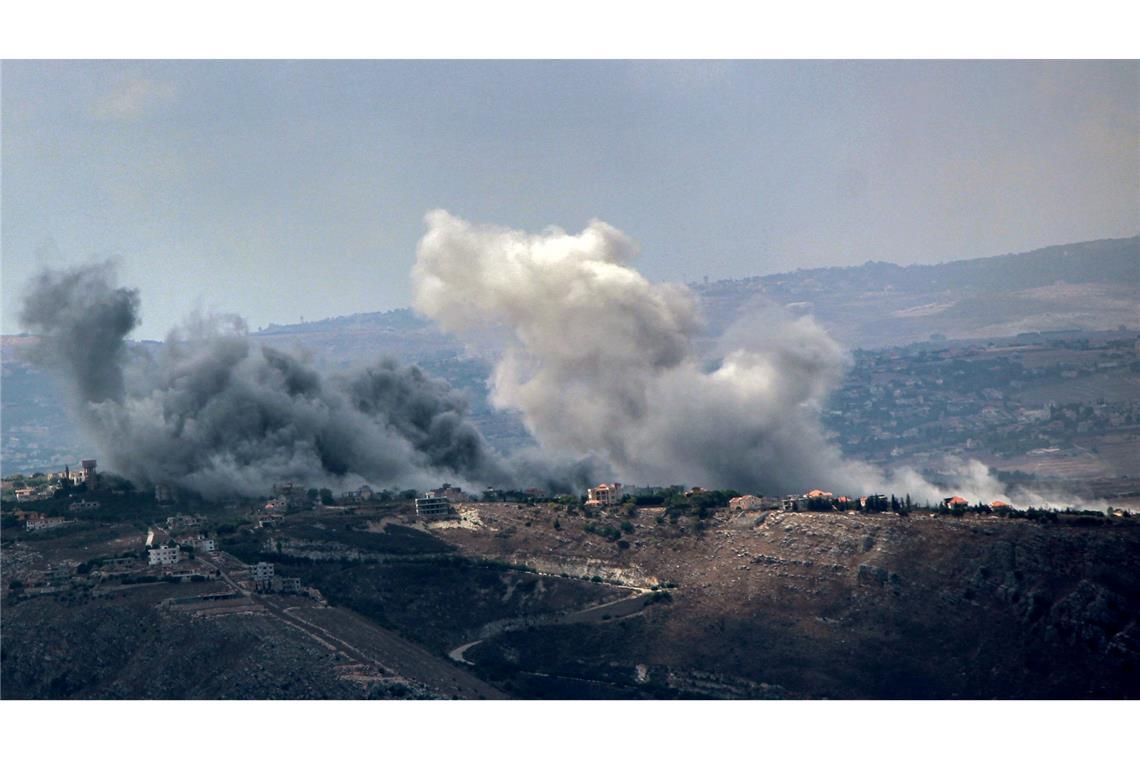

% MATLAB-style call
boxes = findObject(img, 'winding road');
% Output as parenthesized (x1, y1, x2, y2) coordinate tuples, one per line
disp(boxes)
(448, 587, 661, 665)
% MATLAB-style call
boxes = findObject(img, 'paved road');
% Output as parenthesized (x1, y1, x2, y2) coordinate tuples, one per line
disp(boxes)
(448, 588, 659, 665)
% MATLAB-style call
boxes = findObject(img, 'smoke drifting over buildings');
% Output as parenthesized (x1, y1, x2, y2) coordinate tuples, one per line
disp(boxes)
(413, 210, 1007, 503)
(18, 263, 526, 499)
(21, 224, 1013, 504)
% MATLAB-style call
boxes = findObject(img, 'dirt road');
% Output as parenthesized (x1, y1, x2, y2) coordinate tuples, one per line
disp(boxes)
(202, 550, 503, 698)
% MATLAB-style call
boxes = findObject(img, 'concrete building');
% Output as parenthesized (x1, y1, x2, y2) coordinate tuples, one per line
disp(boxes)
(272, 482, 309, 509)
(339, 484, 376, 504)
(25, 516, 69, 532)
(68, 499, 100, 512)
(148, 545, 181, 566)
(728, 495, 780, 511)
(428, 484, 465, 501)
(586, 483, 623, 508)
(194, 538, 217, 553)
(271, 576, 302, 593)
(166, 514, 203, 529)
(154, 484, 173, 503)
(415, 496, 455, 519)
(81, 459, 97, 490)
(251, 562, 275, 585)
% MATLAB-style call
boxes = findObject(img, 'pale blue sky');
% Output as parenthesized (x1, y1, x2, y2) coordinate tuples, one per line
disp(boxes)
(3, 60, 1137, 339)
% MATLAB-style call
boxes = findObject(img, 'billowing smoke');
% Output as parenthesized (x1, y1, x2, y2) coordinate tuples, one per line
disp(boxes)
(20, 262, 140, 404)
(413, 210, 1008, 502)
(18, 262, 532, 499)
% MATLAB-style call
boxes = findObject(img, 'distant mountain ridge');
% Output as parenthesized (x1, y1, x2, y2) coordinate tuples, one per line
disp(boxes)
(707, 235, 1139, 293)
(253, 235, 1139, 350)
(3, 236, 1137, 474)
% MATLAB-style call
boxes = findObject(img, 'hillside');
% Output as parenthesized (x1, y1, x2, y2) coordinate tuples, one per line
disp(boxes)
(4, 496, 1137, 699)
(232, 235, 1140, 356)
(438, 501, 1140, 699)
(694, 236, 1139, 348)
(3, 236, 1137, 475)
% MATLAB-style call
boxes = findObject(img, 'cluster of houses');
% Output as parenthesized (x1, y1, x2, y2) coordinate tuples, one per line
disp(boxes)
(575, 482, 1029, 515)
(10, 496, 102, 532)
(145, 519, 218, 566)
(259, 482, 382, 513)
(7, 459, 99, 503)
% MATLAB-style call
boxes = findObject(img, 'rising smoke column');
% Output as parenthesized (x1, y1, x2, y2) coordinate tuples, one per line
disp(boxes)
(412, 210, 1002, 501)
(18, 262, 516, 499)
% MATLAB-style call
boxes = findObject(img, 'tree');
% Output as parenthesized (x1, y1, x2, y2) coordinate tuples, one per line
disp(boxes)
(319, 488, 335, 505)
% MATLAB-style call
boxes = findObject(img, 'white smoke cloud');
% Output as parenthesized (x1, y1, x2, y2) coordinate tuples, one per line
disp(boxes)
(413, 210, 1015, 503)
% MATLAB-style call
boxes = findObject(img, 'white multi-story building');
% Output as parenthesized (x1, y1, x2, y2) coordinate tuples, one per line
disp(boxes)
(148, 545, 181, 566)
(415, 496, 455, 519)
(194, 538, 217, 553)
(586, 483, 623, 508)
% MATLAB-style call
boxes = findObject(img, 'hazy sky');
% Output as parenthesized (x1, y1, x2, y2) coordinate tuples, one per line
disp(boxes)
(3, 60, 1137, 339)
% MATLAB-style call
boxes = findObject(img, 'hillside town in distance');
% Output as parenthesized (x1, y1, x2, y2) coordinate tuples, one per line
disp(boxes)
(4, 447, 1135, 610)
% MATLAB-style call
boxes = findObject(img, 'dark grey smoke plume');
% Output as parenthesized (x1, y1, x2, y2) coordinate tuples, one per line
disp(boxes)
(19, 263, 140, 404)
(413, 211, 1010, 502)
(18, 262, 534, 499)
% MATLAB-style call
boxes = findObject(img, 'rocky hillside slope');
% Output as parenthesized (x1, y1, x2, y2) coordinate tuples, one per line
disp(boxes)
(440, 503, 1140, 698)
